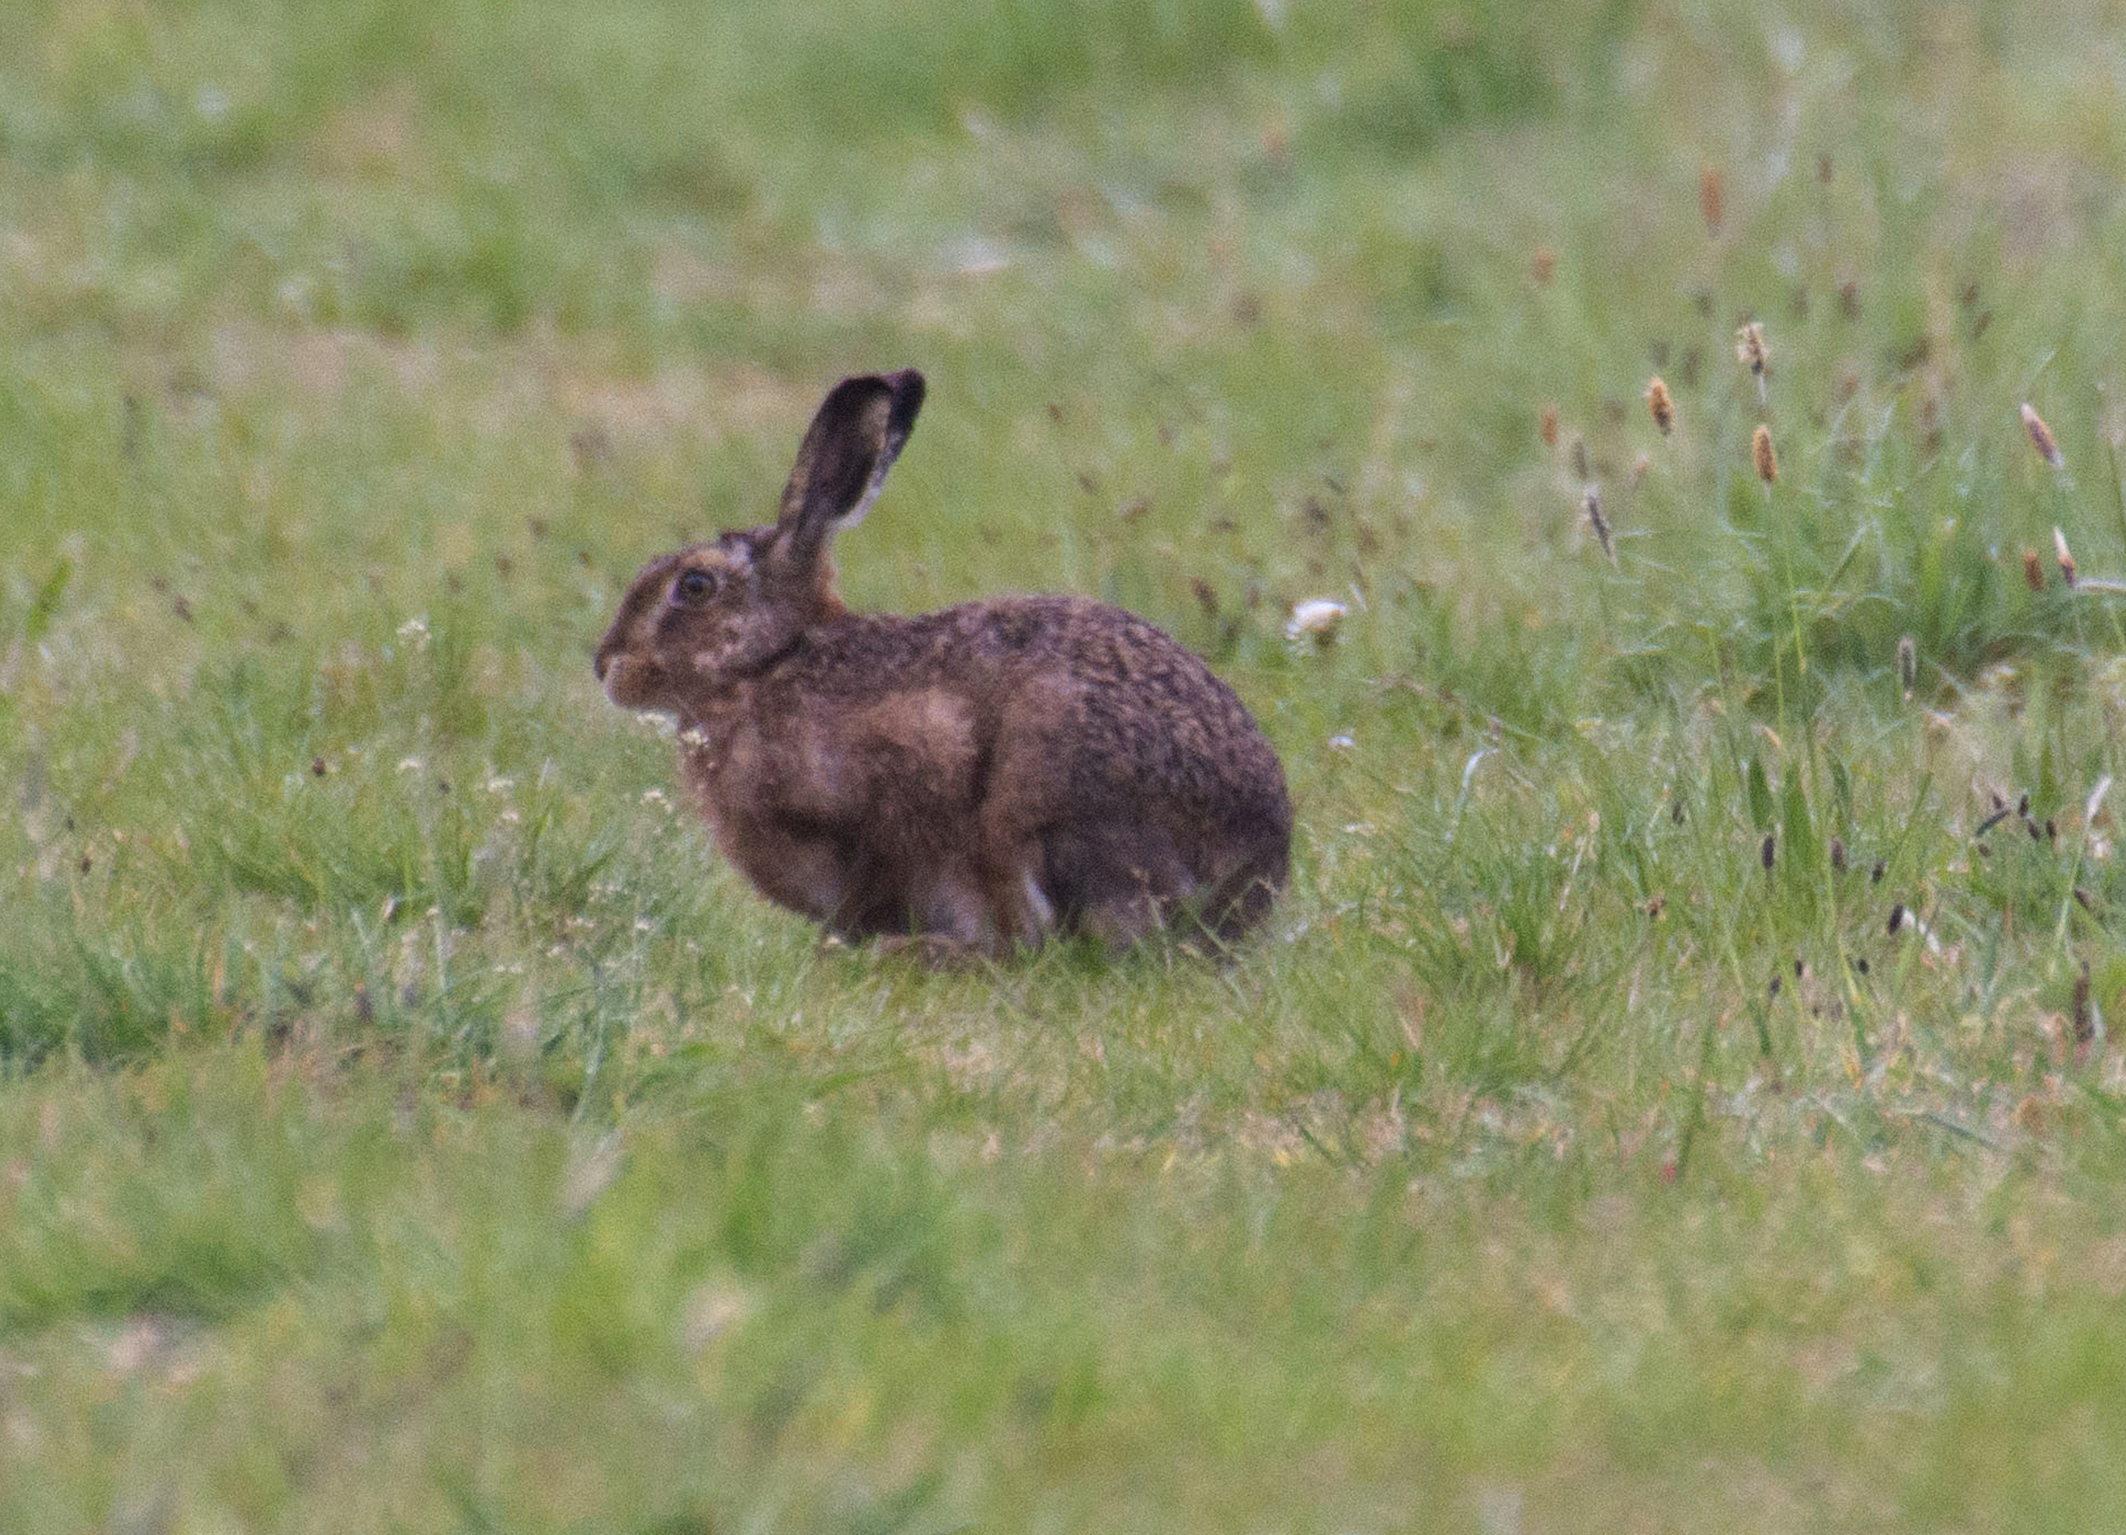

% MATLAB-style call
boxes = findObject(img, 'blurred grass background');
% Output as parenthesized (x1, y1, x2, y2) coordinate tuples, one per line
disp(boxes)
(9, 0, 2126, 1528)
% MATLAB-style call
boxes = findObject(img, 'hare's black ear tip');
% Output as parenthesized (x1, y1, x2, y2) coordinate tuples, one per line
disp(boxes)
(883, 369, 925, 431)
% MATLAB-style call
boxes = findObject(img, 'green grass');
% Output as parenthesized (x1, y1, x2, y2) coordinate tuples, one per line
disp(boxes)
(8, 0, 2126, 1527)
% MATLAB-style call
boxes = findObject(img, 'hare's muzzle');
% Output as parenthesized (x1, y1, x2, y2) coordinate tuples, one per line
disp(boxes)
(593, 637, 654, 708)
(592, 621, 630, 685)
(592, 641, 632, 700)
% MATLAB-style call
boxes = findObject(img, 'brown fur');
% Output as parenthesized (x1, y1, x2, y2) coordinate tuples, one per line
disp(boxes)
(595, 370, 1291, 955)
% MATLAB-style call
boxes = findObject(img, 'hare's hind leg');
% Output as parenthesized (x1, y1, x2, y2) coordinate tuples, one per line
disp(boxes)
(1039, 822, 1194, 951)
(1186, 838, 1289, 946)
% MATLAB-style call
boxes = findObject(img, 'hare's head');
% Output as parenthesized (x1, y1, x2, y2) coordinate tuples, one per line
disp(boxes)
(595, 370, 924, 713)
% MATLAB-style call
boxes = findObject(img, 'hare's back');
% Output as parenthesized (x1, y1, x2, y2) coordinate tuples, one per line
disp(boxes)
(954, 596, 1288, 831)
(801, 596, 1283, 818)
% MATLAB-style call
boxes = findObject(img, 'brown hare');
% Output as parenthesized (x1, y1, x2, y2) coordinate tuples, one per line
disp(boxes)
(594, 369, 1291, 956)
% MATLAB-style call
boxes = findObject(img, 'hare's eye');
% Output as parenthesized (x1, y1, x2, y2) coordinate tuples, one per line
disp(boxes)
(674, 569, 715, 603)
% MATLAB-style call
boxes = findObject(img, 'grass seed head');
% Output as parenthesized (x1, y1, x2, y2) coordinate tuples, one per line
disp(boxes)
(1897, 634, 1917, 695)
(2054, 526, 2078, 588)
(1570, 437, 1590, 479)
(1736, 321, 1769, 380)
(1583, 484, 1615, 565)
(1699, 166, 1724, 235)
(1531, 246, 1556, 285)
(1751, 423, 1778, 484)
(1761, 832, 1776, 872)
(2022, 548, 2046, 592)
(2021, 402, 2063, 468)
(1539, 403, 1559, 447)
(1646, 376, 1674, 435)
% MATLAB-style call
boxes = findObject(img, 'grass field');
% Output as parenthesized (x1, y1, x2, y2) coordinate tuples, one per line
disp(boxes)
(8, 0, 2126, 1528)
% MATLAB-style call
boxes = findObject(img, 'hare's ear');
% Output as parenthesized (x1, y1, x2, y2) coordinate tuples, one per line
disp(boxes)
(771, 369, 925, 569)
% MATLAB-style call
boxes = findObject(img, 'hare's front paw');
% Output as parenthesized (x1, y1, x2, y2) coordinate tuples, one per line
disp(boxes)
(873, 932, 992, 970)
